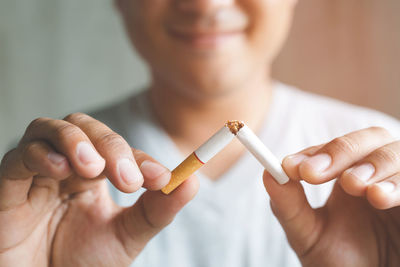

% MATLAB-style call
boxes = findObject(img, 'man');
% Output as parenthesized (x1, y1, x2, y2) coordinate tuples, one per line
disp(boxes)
(1, 0, 400, 266)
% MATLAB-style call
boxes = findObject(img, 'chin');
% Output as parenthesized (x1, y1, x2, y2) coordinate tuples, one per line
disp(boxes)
(171, 71, 247, 100)
(149, 46, 259, 100)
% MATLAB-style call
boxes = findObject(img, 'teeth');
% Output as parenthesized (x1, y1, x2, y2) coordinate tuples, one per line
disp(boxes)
(170, 8, 248, 34)
(201, 8, 248, 32)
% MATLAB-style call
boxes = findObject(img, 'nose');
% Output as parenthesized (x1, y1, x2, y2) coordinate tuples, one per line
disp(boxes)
(175, 0, 234, 14)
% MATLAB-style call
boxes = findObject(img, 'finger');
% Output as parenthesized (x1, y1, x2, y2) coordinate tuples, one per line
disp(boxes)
(22, 117, 105, 178)
(24, 142, 72, 209)
(340, 141, 400, 196)
(64, 113, 143, 193)
(366, 173, 400, 209)
(286, 127, 394, 184)
(0, 141, 72, 210)
(23, 141, 72, 179)
(133, 149, 171, 191)
(0, 148, 34, 210)
(263, 171, 323, 257)
(282, 145, 322, 181)
(115, 175, 199, 258)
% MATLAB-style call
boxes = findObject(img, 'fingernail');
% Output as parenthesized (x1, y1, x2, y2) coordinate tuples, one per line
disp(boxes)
(377, 181, 395, 193)
(118, 158, 143, 185)
(48, 151, 67, 165)
(139, 160, 169, 180)
(304, 153, 332, 174)
(76, 142, 103, 165)
(285, 154, 308, 166)
(347, 163, 375, 182)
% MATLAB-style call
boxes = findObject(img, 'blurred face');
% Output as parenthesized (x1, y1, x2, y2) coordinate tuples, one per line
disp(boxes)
(116, 0, 297, 99)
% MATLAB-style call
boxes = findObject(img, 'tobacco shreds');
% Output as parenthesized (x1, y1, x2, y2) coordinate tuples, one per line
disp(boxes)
(226, 120, 244, 135)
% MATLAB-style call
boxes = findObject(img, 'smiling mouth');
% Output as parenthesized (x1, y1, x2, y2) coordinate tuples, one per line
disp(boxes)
(166, 27, 245, 49)
(165, 8, 248, 50)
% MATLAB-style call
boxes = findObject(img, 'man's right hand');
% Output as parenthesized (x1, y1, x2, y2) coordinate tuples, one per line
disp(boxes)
(0, 113, 199, 267)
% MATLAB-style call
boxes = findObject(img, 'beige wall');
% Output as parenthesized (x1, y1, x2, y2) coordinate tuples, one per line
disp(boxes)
(273, 0, 400, 118)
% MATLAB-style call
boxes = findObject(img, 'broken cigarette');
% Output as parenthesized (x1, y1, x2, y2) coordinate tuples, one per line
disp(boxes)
(235, 123, 290, 185)
(161, 125, 235, 194)
(161, 120, 289, 195)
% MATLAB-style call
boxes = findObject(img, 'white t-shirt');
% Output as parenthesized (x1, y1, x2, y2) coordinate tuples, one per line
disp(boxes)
(92, 82, 400, 267)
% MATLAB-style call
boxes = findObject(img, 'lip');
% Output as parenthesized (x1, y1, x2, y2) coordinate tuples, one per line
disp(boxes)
(164, 8, 249, 50)
(166, 26, 246, 49)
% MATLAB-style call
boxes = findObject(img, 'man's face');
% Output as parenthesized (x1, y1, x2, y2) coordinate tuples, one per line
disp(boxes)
(116, 0, 297, 98)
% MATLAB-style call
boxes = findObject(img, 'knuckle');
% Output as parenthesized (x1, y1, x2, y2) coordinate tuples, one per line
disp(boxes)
(329, 136, 360, 155)
(26, 117, 50, 132)
(1, 149, 15, 164)
(368, 126, 393, 139)
(54, 123, 82, 140)
(96, 132, 126, 149)
(304, 145, 322, 155)
(23, 142, 42, 158)
(64, 112, 89, 124)
(0, 149, 17, 175)
(132, 148, 145, 157)
(372, 146, 400, 165)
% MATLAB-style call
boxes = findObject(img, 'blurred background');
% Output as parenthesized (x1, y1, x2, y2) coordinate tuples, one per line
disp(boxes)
(1, 0, 399, 156)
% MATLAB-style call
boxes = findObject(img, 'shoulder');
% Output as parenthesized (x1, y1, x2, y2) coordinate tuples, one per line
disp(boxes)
(275, 82, 400, 140)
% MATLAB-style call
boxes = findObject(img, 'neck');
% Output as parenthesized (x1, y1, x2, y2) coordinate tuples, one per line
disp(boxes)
(148, 69, 273, 156)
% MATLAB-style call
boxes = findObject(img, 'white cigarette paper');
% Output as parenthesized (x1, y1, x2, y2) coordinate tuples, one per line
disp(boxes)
(162, 122, 289, 195)
(236, 125, 289, 184)
(161, 125, 234, 194)
(195, 125, 235, 163)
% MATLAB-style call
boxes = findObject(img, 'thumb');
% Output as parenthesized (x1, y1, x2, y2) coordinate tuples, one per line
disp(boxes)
(263, 170, 323, 257)
(114, 176, 199, 259)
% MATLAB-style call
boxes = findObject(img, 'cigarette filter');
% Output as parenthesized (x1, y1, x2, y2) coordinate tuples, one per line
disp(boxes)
(236, 124, 289, 184)
(161, 125, 234, 194)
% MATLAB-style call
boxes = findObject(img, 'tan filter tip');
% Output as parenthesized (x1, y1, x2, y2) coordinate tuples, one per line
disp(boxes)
(161, 153, 204, 195)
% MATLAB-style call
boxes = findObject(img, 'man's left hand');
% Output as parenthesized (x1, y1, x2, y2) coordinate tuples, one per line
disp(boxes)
(264, 127, 400, 267)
